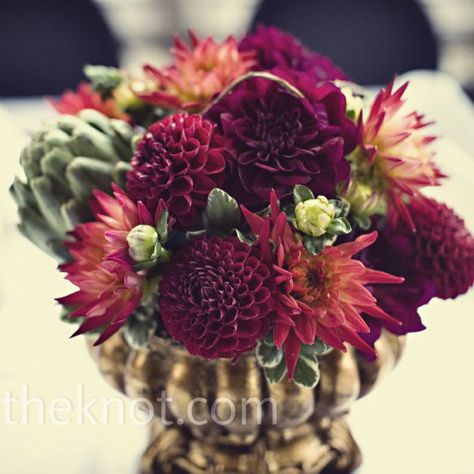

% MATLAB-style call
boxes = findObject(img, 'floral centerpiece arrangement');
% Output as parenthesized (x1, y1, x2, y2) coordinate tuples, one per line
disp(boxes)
(11, 25, 474, 391)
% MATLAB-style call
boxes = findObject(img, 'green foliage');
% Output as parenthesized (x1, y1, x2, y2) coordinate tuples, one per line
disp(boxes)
(293, 184, 315, 204)
(204, 188, 241, 232)
(10, 109, 134, 261)
(256, 331, 328, 388)
(123, 303, 160, 349)
(84, 64, 124, 99)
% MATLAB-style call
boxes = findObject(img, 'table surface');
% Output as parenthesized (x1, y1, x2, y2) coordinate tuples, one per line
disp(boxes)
(0, 70, 473, 474)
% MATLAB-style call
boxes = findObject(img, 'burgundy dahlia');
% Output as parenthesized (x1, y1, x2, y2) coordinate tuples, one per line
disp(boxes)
(359, 197, 474, 350)
(206, 76, 352, 206)
(406, 197, 474, 299)
(159, 236, 275, 359)
(239, 25, 347, 82)
(127, 113, 226, 228)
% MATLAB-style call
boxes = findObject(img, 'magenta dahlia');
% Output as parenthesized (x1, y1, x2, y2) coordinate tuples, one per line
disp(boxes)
(239, 25, 347, 81)
(356, 80, 444, 229)
(57, 186, 167, 345)
(50, 82, 130, 121)
(139, 31, 255, 111)
(127, 113, 226, 229)
(159, 236, 275, 359)
(358, 197, 474, 351)
(206, 76, 352, 207)
(381, 197, 474, 300)
(242, 191, 403, 379)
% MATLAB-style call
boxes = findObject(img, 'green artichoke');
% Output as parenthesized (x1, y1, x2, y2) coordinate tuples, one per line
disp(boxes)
(10, 109, 135, 261)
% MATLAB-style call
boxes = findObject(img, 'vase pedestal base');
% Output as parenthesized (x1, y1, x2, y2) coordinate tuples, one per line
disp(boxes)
(140, 416, 361, 474)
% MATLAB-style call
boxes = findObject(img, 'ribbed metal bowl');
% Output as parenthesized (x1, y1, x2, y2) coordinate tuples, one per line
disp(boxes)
(87, 330, 404, 473)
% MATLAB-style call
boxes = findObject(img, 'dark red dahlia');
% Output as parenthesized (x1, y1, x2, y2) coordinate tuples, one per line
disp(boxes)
(127, 114, 226, 228)
(159, 236, 275, 359)
(358, 197, 474, 352)
(206, 76, 352, 206)
(406, 197, 474, 299)
(239, 25, 347, 81)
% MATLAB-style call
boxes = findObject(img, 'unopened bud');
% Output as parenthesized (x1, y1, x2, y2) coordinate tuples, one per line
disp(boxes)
(127, 224, 158, 263)
(295, 196, 335, 237)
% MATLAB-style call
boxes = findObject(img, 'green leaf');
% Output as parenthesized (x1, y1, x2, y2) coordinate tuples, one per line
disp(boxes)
(303, 235, 324, 255)
(156, 209, 169, 242)
(300, 339, 331, 357)
(256, 340, 284, 368)
(83, 65, 124, 99)
(66, 157, 115, 201)
(59, 306, 78, 325)
(186, 229, 208, 239)
(327, 217, 352, 235)
(131, 133, 144, 150)
(353, 214, 372, 230)
(263, 358, 287, 384)
(205, 188, 240, 231)
(292, 355, 320, 389)
(329, 198, 351, 218)
(293, 185, 314, 204)
(123, 310, 158, 349)
(234, 229, 256, 246)
(263, 331, 275, 346)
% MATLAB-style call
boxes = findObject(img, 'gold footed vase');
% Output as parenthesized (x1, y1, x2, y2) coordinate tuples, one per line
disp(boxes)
(87, 331, 405, 474)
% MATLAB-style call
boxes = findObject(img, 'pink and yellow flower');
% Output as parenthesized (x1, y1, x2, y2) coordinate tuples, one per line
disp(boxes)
(57, 185, 166, 345)
(356, 80, 444, 228)
(139, 31, 255, 112)
(50, 82, 130, 121)
(243, 192, 403, 379)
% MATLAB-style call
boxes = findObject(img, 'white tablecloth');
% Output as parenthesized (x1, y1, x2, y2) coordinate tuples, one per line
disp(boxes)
(0, 71, 473, 474)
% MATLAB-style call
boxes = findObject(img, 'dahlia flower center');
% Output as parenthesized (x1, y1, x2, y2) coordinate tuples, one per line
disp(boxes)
(291, 259, 328, 304)
(255, 110, 297, 156)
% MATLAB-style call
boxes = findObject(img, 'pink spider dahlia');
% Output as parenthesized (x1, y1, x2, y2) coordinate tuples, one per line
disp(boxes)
(139, 31, 255, 112)
(357, 80, 444, 228)
(242, 192, 403, 379)
(57, 185, 166, 345)
(50, 82, 130, 120)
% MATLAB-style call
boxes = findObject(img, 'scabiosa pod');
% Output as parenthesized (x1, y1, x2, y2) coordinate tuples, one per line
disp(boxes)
(353, 79, 445, 229)
(242, 191, 403, 380)
(57, 185, 169, 345)
(138, 31, 255, 112)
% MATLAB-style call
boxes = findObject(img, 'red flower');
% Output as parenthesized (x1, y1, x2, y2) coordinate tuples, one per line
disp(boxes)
(139, 31, 255, 112)
(379, 197, 474, 300)
(50, 82, 129, 121)
(57, 186, 166, 345)
(239, 25, 347, 82)
(206, 76, 351, 207)
(357, 80, 444, 229)
(242, 192, 403, 379)
(127, 113, 226, 229)
(159, 236, 275, 359)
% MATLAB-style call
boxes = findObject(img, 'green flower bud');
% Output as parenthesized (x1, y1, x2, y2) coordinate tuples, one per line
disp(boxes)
(343, 180, 380, 219)
(127, 224, 158, 263)
(114, 81, 145, 111)
(295, 196, 335, 237)
(338, 84, 364, 121)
